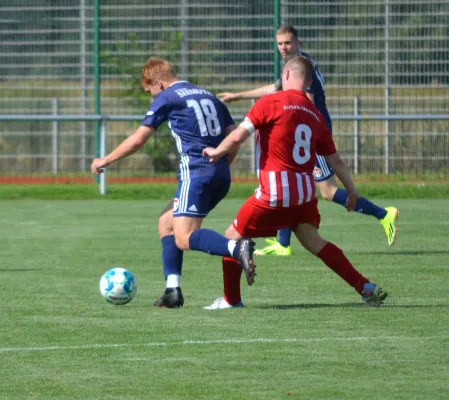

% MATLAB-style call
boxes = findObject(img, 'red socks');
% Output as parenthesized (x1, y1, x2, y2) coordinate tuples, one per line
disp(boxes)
(222, 257, 242, 305)
(317, 242, 369, 294)
(221, 243, 367, 303)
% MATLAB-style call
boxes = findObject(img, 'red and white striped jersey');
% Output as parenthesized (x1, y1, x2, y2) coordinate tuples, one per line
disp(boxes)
(240, 89, 336, 208)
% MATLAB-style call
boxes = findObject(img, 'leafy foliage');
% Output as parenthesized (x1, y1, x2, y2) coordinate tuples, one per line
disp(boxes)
(102, 32, 182, 173)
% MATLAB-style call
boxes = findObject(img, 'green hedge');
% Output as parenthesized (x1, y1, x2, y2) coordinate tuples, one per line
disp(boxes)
(0, 182, 448, 200)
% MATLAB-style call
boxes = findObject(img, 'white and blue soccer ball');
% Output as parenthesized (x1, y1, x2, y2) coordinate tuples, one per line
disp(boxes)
(99, 267, 137, 305)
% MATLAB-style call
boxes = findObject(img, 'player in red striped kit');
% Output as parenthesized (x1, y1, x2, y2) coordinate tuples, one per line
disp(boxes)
(202, 55, 388, 309)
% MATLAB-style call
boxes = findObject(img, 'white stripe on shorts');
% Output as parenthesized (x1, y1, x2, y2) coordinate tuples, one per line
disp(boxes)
(305, 174, 313, 202)
(296, 173, 304, 205)
(269, 171, 277, 207)
(179, 179, 190, 213)
(281, 171, 290, 207)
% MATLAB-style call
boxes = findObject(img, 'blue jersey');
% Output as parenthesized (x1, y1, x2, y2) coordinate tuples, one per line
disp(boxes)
(141, 81, 235, 181)
(277, 50, 331, 132)
(296, 50, 330, 128)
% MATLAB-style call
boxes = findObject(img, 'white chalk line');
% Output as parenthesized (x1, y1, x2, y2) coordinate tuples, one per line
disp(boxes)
(1, 335, 447, 353)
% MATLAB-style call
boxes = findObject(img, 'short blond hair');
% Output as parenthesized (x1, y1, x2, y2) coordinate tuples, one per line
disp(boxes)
(276, 25, 299, 39)
(284, 55, 313, 86)
(141, 57, 176, 85)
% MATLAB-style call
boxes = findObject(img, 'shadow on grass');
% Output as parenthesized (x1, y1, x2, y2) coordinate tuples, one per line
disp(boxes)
(255, 303, 449, 309)
(358, 250, 449, 256)
(255, 303, 364, 309)
(0, 269, 41, 272)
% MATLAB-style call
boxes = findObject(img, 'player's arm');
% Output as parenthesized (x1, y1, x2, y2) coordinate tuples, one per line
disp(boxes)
(91, 93, 169, 174)
(306, 92, 315, 103)
(204, 99, 265, 162)
(203, 126, 250, 163)
(217, 83, 275, 103)
(317, 123, 359, 211)
(224, 124, 239, 165)
(324, 153, 360, 211)
(91, 126, 155, 174)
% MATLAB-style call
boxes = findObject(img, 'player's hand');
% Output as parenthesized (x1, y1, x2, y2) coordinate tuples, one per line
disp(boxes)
(202, 147, 221, 163)
(217, 92, 239, 103)
(91, 158, 109, 175)
(346, 191, 360, 212)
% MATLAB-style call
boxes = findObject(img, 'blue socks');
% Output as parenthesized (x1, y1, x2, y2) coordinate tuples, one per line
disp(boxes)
(188, 229, 236, 257)
(332, 188, 387, 220)
(161, 235, 184, 277)
(279, 228, 292, 247)
(275, 189, 387, 250)
(162, 230, 237, 279)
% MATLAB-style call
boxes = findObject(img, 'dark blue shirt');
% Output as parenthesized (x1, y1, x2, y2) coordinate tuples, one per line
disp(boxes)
(141, 81, 235, 181)
(277, 50, 332, 132)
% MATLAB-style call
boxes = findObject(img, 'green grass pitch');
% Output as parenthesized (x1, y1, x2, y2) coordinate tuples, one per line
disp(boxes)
(1, 199, 449, 399)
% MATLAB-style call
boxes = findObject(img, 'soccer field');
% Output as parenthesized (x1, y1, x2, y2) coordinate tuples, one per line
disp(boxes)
(1, 199, 448, 399)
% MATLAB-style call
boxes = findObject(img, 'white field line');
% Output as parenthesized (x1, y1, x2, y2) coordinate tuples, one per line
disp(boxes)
(0, 336, 446, 353)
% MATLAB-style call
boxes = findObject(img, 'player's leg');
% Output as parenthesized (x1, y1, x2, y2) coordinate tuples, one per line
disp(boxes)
(294, 222, 369, 292)
(158, 201, 183, 288)
(318, 174, 388, 219)
(315, 156, 399, 246)
(205, 197, 281, 310)
(293, 202, 387, 306)
(173, 176, 255, 276)
(155, 177, 232, 309)
(204, 224, 245, 310)
(254, 228, 293, 256)
(179, 216, 255, 284)
(153, 200, 185, 308)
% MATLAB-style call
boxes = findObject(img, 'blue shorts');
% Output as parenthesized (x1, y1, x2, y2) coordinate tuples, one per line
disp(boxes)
(313, 117, 334, 182)
(173, 175, 231, 217)
(313, 155, 335, 182)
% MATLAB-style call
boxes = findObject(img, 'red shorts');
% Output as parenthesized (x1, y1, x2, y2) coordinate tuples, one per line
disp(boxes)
(232, 195, 321, 238)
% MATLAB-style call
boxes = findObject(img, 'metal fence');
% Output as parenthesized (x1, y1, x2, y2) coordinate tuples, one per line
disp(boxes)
(0, 0, 448, 181)
(2, 113, 448, 185)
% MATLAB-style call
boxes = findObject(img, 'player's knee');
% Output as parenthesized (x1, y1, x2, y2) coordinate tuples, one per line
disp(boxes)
(174, 234, 190, 251)
(224, 225, 241, 240)
(321, 192, 334, 202)
(318, 183, 337, 201)
(158, 212, 173, 237)
(301, 236, 325, 255)
(298, 235, 313, 253)
(157, 213, 169, 230)
(295, 225, 324, 255)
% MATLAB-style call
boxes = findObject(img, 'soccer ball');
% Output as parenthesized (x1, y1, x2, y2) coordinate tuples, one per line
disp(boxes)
(99, 267, 137, 305)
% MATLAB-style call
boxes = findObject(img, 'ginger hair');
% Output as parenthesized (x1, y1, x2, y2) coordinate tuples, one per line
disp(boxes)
(141, 57, 176, 85)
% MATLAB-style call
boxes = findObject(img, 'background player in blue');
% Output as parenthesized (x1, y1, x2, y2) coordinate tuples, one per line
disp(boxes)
(218, 25, 399, 256)
(91, 57, 255, 308)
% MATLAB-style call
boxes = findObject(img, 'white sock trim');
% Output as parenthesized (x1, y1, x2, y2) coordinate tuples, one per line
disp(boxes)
(227, 240, 237, 257)
(166, 274, 181, 288)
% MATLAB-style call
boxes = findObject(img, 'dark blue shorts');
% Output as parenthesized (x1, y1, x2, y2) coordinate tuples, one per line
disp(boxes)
(313, 155, 335, 182)
(314, 117, 334, 182)
(173, 175, 231, 218)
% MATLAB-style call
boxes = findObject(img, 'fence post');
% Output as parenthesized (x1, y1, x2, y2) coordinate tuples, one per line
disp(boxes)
(384, 0, 390, 175)
(80, 0, 87, 172)
(52, 98, 60, 174)
(273, 0, 280, 80)
(180, 0, 189, 79)
(353, 96, 360, 174)
(384, 88, 391, 175)
(94, 0, 101, 183)
(99, 118, 107, 195)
